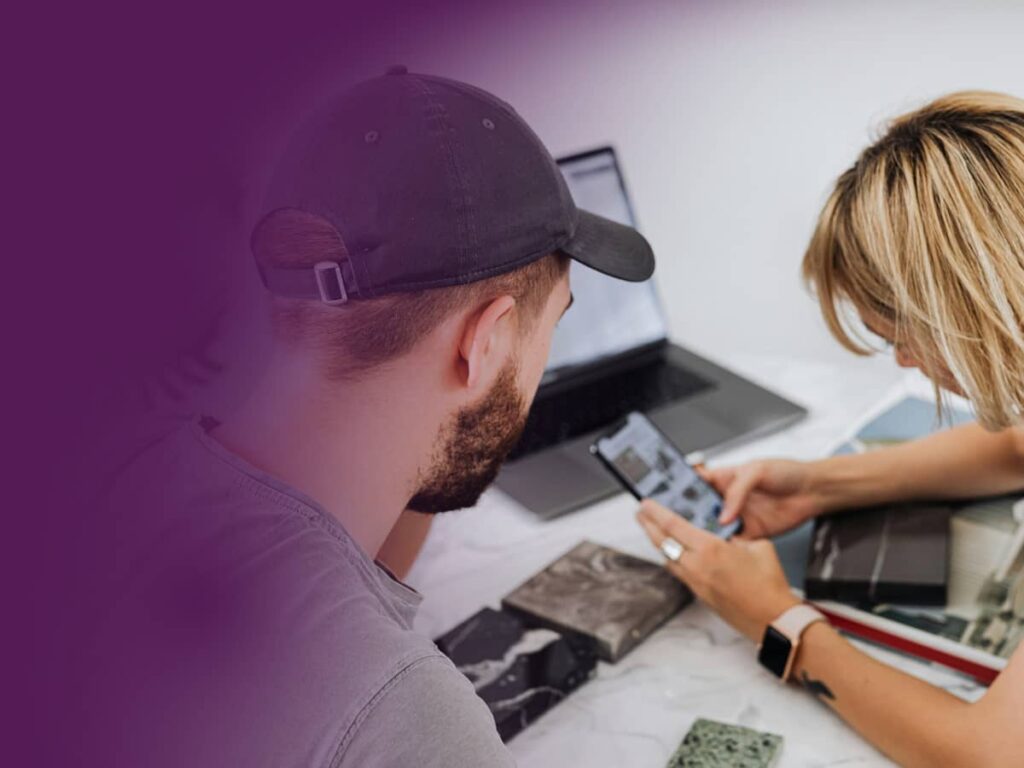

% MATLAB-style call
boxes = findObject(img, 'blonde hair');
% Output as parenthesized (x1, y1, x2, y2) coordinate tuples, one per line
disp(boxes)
(803, 91, 1024, 429)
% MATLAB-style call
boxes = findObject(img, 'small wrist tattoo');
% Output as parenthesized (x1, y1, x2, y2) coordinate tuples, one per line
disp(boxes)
(799, 671, 836, 701)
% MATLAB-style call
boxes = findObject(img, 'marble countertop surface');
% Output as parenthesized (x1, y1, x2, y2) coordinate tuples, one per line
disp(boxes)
(406, 354, 986, 768)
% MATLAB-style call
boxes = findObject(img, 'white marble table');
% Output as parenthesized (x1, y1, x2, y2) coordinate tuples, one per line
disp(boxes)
(407, 354, 985, 767)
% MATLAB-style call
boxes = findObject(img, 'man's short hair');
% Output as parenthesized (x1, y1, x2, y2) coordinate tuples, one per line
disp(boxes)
(253, 209, 569, 379)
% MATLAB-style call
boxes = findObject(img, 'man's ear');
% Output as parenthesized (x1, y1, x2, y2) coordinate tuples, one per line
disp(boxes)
(457, 295, 516, 389)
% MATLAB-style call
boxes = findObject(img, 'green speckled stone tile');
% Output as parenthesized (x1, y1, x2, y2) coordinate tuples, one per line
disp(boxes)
(666, 718, 782, 768)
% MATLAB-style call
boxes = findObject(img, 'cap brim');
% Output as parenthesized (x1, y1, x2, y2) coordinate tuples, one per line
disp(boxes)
(560, 209, 655, 282)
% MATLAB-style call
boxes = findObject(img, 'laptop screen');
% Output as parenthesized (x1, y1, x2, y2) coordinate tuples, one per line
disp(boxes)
(545, 148, 668, 380)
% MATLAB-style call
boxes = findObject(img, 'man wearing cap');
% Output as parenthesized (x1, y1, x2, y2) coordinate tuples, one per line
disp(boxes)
(105, 68, 653, 767)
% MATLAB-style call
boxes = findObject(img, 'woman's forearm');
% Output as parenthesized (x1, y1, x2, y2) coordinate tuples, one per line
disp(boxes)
(807, 423, 1024, 513)
(790, 623, 1020, 767)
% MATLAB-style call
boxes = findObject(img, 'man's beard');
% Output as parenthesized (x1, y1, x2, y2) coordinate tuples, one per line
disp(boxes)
(407, 362, 528, 514)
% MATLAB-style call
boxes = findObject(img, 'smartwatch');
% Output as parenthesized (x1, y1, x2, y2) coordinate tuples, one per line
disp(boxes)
(757, 604, 826, 681)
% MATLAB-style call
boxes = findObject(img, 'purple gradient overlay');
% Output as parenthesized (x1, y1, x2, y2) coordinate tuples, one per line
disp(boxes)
(11, 2, 694, 765)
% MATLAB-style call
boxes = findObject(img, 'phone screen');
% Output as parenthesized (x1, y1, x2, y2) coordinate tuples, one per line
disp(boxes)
(593, 411, 740, 539)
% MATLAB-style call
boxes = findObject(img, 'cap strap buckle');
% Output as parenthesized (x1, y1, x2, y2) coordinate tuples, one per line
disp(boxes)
(314, 261, 349, 305)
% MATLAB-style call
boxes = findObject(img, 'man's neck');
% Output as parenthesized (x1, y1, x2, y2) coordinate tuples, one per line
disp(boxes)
(211, 350, 441, 559)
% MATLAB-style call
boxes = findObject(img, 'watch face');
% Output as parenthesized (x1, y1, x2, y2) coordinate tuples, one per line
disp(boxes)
(758, 625, 793, 678)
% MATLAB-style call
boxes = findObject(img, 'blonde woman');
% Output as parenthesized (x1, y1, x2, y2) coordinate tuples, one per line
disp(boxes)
(637, 92, 1024, 767)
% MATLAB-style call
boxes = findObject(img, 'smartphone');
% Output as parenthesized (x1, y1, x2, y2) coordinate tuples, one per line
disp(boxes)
(590, 411, 740, 539)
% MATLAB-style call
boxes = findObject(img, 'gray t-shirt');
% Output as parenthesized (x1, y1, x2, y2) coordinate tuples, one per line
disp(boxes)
(102, 419, 514, 768)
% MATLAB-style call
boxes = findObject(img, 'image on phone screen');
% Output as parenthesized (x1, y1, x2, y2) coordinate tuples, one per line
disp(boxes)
(592, 412, 740, 539)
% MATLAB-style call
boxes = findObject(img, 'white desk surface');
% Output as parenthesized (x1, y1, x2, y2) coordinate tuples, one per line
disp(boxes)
(406, 354, 986, 768)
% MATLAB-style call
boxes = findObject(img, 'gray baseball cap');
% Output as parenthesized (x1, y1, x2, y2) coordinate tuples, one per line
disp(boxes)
(257, 66, 654, 305)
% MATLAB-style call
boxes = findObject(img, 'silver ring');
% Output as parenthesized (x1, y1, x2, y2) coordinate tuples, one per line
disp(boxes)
(660, 536, 685, 562)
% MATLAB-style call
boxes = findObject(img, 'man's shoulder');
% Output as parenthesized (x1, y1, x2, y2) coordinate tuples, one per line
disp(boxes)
(251, 552, 510, 766)
(298, 584, 441, 695)
(108, 419, 363, 573)
(104, 421, 511, 765)
(337, 648, 514, 768)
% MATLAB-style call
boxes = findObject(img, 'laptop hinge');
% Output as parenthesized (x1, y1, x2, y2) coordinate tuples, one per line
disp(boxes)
(538, 338, 668, 396)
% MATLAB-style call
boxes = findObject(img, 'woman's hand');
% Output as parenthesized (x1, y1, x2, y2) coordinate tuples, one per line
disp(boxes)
(636, 500, 799, 641)
(702, 459, 827, 539)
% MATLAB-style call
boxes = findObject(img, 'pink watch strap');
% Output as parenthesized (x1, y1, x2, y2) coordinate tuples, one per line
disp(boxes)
(772, 604, 826, 643)
(771, 604, 826, 681)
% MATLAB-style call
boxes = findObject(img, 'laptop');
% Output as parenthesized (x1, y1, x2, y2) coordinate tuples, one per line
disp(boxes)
(496, 147, 806, 519)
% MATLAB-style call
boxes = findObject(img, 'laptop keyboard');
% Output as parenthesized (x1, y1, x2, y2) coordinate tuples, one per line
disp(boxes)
(509, 360, 713, 460)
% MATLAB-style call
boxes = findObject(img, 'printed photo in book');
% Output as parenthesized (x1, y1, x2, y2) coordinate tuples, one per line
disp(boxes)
(870, 495, 1024, 663)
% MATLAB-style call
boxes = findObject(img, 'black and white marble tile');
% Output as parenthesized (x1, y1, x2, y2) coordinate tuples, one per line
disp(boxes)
(435, 607, 598, 742)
